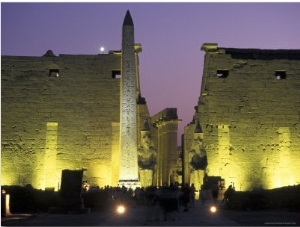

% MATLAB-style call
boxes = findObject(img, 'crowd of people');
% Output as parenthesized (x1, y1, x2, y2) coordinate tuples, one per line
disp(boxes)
(81, 182, 235, 221)
(81, 183, 198, 220)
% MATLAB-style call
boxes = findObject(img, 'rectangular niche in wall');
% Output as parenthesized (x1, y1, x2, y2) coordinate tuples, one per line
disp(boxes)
(49, 69, 59, 78)
(216, 70, 229, 78)
(112, 70, 121, 79)
(275, 70, 287, 80)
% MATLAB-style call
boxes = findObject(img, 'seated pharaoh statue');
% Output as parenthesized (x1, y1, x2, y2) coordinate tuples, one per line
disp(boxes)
(189, 132, 208, 191)
(137, 120, 157, 187)
(189, 136, 207, 170)
(138, 131, 157, 170)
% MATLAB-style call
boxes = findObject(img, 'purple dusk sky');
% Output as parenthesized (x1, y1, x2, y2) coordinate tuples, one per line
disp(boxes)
(2, 2, 300, 143)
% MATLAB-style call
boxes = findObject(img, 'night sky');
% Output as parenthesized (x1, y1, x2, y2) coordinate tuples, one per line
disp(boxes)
(2, 2, 300, 142)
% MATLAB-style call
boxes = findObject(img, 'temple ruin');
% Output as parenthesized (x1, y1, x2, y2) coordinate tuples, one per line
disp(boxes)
(1, 12, 300, 192)
(184, 43, 300, 191)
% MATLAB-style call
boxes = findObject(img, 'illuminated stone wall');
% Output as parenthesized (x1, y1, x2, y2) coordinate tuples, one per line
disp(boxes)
(1, 11, 180, 191)
(1, 50, 177, 190)
(1, 52, 124, 189)
(185, 44, 300, 191)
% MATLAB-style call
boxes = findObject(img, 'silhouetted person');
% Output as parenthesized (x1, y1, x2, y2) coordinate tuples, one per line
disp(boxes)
(199, 185, 206, 204)
(222, 185, 235, 205)
(189, 183, 196, 208)
(211, 182, 219, 202)
(181, 183, 191, 212)
(157, 186, 180, 221)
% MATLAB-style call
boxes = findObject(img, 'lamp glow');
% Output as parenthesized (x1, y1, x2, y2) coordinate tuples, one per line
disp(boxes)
(210, 206, 217, 213)
(116, 205, 125, 214)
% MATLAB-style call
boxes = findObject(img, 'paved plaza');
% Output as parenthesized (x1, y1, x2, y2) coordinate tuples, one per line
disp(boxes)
(2, 200, 300, 226)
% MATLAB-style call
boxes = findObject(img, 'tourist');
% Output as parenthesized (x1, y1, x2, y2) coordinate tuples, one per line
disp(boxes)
(211, 182, 219, 202)
(181, 183, 191, 212)
(222, 185, 235, 205)
(189, 183, 196, 208)
(157, 185, 180, 221)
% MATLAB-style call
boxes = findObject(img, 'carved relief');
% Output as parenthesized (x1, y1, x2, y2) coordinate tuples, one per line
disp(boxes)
(119, 11, 139, 181)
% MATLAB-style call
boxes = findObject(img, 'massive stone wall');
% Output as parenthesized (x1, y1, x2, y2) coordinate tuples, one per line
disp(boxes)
(185, 44, 300, 191)
(1, 50, 182, 190)
(1, 52, 123, 189)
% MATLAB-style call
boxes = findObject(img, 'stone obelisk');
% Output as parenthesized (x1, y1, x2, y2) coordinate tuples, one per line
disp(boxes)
(118, 10, 140, 188)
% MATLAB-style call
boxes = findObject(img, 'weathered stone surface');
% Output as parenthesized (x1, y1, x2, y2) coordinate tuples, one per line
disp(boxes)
(1, 12, 179, 190)
(1, 53, 123, 189)
(185, 44, 300, 190)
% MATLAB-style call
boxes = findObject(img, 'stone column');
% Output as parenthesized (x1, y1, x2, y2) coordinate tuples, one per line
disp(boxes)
(156, 120, 180, 186)
(156, 123, 164, 186)
(161, 123, 168, 186)
(152, 109, 180, 187)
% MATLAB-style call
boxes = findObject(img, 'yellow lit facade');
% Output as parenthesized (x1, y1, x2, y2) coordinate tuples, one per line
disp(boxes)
(1, 52, 138, 190)
(184, 43, 300, 191)
(1, 54, 179, 191)
(1, 12, 180, 191)
(2, 30, 300, 192)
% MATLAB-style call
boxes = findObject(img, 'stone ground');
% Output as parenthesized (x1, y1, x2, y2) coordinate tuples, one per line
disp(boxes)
(2, 200, 300, 226)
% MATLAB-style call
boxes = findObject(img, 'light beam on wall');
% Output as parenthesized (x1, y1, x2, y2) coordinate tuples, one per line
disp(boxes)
(43, 122, 58, 191)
